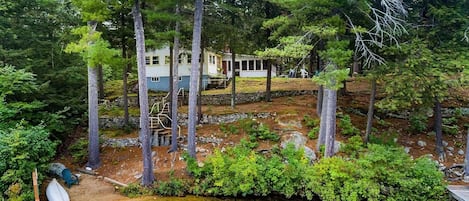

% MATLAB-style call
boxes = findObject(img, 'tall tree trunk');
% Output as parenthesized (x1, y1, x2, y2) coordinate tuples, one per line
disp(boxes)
(132, 0, 154, 185)
(434, 96, 445, 162)
(87, 21, 101, 169)
(317, 89, 328, 152)
(230, 50, 236, 108)
(324, 88, 337, 158)
(265, 59, 272, 102)
(464, 128, 469, 180)
(187, 0, 204, 158)
(365, 78, 377, 144)
(352, 53, 359, 77)
(169, 5, 180, 153)
(317, 85, 323, 116)
(121, 11, 129, 126)
(169, 45, 173, 116)
(198, 46, 204, 123)
(98, 64, 105, 100)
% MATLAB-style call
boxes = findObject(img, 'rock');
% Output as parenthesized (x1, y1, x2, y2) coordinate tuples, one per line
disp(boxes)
(447, 151, 454, 157)
(281, 131, 307, 149)
(442, 140, 449, 147)
(303, 146, 317, 162)
(404, 147, 410, 154)
(458, 149, 465, 155)
(447, 147, 455, 152)
(334, 141, 341, 154)
(417, 140, 427, 147)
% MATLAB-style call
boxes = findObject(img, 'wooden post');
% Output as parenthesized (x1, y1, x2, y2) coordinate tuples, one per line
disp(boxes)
(32, 168, 40, 201)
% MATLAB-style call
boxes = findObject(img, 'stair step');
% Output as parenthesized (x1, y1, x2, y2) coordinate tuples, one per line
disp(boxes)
(159, 129, 171, 135)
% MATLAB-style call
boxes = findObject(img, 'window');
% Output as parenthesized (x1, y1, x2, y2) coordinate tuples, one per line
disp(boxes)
(179, 76, 183, 81)
(178, 54, 183, 64)
(212, 56, 216, 64)
(187, 54, 192, 63)
(234, 61, 240, 70)
(228, 61, 231, 71)
(256, 60, 261, 70)
(249, 60, 254, 70)
(241, 60, 248, 71)
(145, 56, 151, 65)
(165, 56, 170, 64)
(151, 77, 160, 82)
(152, 56, 159, 64)
(208, 55, 212, 64)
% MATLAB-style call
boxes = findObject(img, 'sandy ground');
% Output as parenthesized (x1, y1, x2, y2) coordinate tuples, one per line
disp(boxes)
(67, 174, 127, 201)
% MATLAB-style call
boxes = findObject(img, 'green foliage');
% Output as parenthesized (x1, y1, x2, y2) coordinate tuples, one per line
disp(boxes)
(303, 115, 320, 128)
(0, 123, 57, 200)
(247, 123, 280, 142)
(342, 136, 364, 157)
(339, 115, 360, 136)
(442, 117, 459, 135)
(66, 26, 120, 68)
(120, 183, 150, 198)
(186, 137, 446, 201)
(68, 138, 89, 164)
(219, 123, 239, 135)
(369, 129, 399, 147)
(307, 128, 319, 140)
(409, 110, 428, 133)
(312, 68, 350, 90)
(310, 144, 446, 201)
(153, 171, 188, 196)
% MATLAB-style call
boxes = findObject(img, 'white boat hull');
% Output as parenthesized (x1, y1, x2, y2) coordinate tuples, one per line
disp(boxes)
(46, 178, 70, 201)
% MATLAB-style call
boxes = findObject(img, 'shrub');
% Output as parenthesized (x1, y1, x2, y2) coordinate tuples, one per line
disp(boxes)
(342, 135, 364, 157)
(303, 115, 320, 128)
(409, 111, 428, 133)
(153, 171, 188, 196)
(120, 183, 150, 198)
(307, 127, 319, 139)
(0, 123, 57, 200)
(248, 123, 279, 142)
(339, 115, 360, 136)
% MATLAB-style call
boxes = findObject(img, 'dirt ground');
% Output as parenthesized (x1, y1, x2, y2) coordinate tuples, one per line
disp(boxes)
(51, 78, 469, 201)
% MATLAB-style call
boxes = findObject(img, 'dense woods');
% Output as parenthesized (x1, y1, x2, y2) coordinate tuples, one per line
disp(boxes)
(0, 0, 468, 200)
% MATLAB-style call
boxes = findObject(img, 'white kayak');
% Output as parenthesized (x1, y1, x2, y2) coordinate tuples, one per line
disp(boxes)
(46, 178, 70, 201)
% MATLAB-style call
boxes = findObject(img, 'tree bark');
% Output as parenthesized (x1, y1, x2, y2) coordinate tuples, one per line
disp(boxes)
(197, 46, 204, 123)
(187, 0, 204, 158)
(317, 89, 328, 152)
(169, 5, 180, 153)
(265, 59, 272, 102)
(86, 21, 101, 169)
(230, 50, 236, 108)
(434, 96, 445, 162)
(324, 88, 337, 158)
(98, 64, 105, 100)
(169, 45, 173, 116)
(122, 33, 129, 126)
(132, 0, 154, 185)
(317, 85, 323, 116)
(365, 78, 377, 144)
(464, 128, 469, 179)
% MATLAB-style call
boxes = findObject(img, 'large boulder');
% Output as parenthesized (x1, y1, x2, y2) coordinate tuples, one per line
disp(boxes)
(281, 131, 316, 162)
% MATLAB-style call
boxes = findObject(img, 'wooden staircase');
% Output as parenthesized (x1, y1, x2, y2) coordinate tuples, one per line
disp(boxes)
(149, 88, 185, 146)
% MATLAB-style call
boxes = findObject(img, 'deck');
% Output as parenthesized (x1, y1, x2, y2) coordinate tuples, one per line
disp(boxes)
(448, 185, 469, 201)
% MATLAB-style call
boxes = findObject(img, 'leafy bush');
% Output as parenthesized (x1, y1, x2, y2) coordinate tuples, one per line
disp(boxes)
(342, 135, 364, 157)
(69, 136, 104, 164)
(0, 123, 57, 200)
(303, 115, 320, 128)
(120, 183, 150, 198)
(186, 139, 446, 201)
(442, 117, 459, 135)
(247, 123, 279, 142)
(339, 115, 360, 136)
(307, 127, 319, 139)
(153, 171, 188, 196)
(220, 123, 239, 135)
(409, 111, 428, 133)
